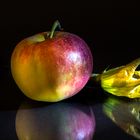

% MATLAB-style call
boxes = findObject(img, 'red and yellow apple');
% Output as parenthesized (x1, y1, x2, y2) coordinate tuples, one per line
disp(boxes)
(11, 21, 93, 102)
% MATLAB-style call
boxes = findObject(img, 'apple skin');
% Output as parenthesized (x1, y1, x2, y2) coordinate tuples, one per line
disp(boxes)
(11, 32, 93, 102)
(16, 101, 96, 140)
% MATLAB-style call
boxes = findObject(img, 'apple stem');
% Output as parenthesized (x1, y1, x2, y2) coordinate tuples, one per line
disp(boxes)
(50, 20, 62, 39)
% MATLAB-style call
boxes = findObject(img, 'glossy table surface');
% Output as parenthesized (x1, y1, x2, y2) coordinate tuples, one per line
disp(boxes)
(0, 0, 140, 139)
(0, 68, 139, 140)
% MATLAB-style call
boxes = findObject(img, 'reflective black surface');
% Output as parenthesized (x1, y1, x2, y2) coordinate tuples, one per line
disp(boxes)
(0, 68, 140, 140)
(103, 96, 140, 139)
(1, 0, 140, 139)
(16, 101, 95, 140)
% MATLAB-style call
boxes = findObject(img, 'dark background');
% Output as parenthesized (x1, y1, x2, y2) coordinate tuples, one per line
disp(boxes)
(0, 0, 140, 70)
(0, 0, 140, 140)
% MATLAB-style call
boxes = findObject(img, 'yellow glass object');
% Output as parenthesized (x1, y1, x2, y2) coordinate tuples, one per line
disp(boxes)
(93, 58, 140, 98)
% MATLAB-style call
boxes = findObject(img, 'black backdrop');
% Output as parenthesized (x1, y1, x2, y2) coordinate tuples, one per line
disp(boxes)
(0, 0, 140, 71)
(0, 0, 140, 140)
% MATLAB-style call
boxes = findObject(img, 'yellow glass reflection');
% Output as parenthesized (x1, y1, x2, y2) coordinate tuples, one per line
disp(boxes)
(103, 96, 140, 139)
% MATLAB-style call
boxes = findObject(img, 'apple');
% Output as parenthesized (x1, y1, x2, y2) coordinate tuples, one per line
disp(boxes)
(16, 101, 96, 140)
(11, 21, 93, 102)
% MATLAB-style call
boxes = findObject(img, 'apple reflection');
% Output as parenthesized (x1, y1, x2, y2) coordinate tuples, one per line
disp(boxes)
(103, 96, 140, 139)
(16, 101, 96, 140)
